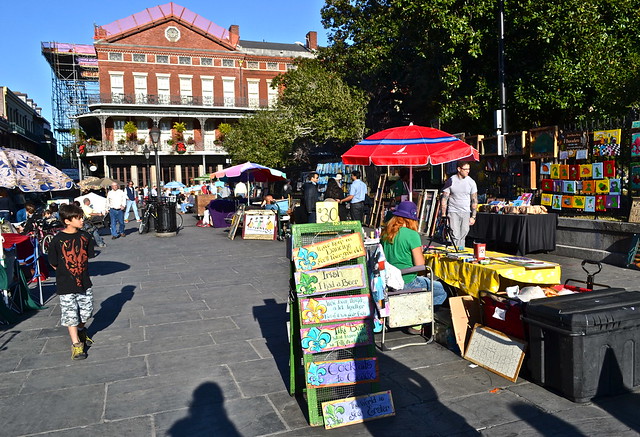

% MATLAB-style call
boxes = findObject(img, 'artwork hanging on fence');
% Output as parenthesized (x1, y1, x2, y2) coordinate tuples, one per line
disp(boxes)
(592, 129, 621, 157)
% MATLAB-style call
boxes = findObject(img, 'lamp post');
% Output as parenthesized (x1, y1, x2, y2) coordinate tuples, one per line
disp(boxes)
(149, 125, 162, 192)
(142, 145, 151, 196)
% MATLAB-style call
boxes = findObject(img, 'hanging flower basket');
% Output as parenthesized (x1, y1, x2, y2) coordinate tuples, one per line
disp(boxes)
(175, 142, 187, 154)
(78, 143, 87, 157)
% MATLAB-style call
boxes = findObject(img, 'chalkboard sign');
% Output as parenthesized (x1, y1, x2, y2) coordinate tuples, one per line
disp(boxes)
(306, 357, 378, 389)
(300, 321, 373, 354)
(294, 265, 366, 296)
(292, 233, 365, 271)
(299, 295, 372, 325)
(322, 391, 395, 429)
(464, 324, 526, 382)
(227, 204, 245, 240)
(242, 210, 277, 240)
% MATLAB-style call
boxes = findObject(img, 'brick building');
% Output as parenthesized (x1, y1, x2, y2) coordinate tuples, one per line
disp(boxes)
(75, 2, 316, 186)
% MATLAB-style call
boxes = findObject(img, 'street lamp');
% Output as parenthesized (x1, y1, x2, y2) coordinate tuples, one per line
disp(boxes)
(142, 145, 151, 196)
(149, 125, 162, 193)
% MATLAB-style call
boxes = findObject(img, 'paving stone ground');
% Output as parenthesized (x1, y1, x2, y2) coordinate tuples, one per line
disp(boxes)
(0, 216, 639, 436)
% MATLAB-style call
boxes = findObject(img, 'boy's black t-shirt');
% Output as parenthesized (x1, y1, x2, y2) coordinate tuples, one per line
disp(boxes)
(48, 230, 95, 295)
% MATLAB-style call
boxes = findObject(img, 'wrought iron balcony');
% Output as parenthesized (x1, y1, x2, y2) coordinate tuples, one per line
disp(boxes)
(82, 140, 227, 155)
(87, 93, 274, 110)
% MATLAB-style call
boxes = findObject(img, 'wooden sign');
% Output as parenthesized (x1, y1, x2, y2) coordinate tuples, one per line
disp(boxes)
(294, 265, 366, 296)
(322, 391, 395, 429)
(242, 210, 277, 240)
(316, 201, 339, 223)
(300, 295, 372, 325)
(300, 321, 373, 354)
(306, 357, 378, 389)
(629, 197, 640, 224)
(464, 324, 526, 382)
(292, 232, 365, 271)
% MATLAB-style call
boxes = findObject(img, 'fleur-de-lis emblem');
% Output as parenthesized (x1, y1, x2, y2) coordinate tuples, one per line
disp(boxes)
(295, 247, 317, 270)
(301, 299, 327, 324)
(306, 362, 327, 386)
(301, 327, 332, 353)
(323, 403, 345, 427)
(296, 272, 319, 295)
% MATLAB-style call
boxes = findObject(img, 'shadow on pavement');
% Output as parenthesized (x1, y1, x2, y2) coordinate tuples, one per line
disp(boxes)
(510, 403, 588, 436)
(167, 382, 240, 437)
(88, 285, 134, 337)
(252, 298, 290, 389)
(88, 260, 130, 276)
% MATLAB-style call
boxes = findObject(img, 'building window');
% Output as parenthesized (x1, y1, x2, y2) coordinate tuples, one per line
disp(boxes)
(134, 74, 148, 104)
(286, 63, 295, 70)
(222, 78, 235, 107)
(133, 53, 146, 63)
(201, 57, 213, 66)
(179, 56, 191, 65)
(108, 52, 123, 61)
(222, 59, 234, 67)
(247, 79, 260, 108)
(267, 79, 278, 108)
(201, 77, 214, 106)
(267, 62, 278, 70)
(156, 55, 169, 64)
(247, 61, 259, 69)
(109, 73, 124, 102)
(156, 74, 170, 104)
(179, 76, 193, 104)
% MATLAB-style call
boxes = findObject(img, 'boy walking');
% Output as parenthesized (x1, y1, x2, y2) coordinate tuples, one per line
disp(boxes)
(48, 204, 96, 360)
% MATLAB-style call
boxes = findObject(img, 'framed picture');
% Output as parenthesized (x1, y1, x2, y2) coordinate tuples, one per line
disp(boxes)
(505, 131, 526, 156)
(418, 189, 439, 234)
(482, 136, 499, 156)
(242, 210, 277, 240)
(558, 130, 589, 158)
(529, 126, 558, 159)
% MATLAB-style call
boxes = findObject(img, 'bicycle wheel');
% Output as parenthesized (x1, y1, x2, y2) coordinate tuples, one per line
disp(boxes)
(175, 212, 183, 230)
(138, 217, 149, 234)
(41, 234, 54, 255)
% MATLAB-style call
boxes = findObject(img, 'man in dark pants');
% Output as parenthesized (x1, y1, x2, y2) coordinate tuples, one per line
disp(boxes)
(339, 170, 367, 222)
(303, 172, 319, 223)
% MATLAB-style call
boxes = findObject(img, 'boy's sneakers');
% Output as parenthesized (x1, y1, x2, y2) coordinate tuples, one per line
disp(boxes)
(71, 342, 87, 360)
(78, 329, 94, 346)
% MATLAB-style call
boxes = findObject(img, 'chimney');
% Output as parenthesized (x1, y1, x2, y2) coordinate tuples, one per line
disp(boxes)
(305, 31, 318, 50)
(229, 25, 240, 38)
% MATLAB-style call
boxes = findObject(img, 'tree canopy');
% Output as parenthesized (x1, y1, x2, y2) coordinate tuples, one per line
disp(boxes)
(320, 0, 640, 134)
(222, 59, 369, 167)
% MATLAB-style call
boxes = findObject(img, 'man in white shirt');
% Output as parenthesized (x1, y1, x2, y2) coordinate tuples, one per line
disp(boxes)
(440, 161, 478, 250)
(106, 182, 127, 239)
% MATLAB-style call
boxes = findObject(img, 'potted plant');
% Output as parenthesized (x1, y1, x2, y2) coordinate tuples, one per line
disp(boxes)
(124, 121, 138, 142)
(137, 138, 146, 145)
(175, 142, 187, 154)
(186, 136, 195, 145)
(117, 137, 126, 145)
(78, 143, 86, 156)
(167, 138, 175, 146)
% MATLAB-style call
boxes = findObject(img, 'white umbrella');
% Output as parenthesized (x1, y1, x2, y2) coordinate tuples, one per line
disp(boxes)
(0, 147, 74, 192)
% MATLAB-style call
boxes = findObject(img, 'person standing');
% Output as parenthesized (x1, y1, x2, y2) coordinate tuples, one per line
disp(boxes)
(440, 161, 478, 250)
(48, 204, 96, 360)
(124, 181, 141, 223)
(106, 182, 127, 239)
(303, 172, 320, 223)
(339, 170, 367, 222)
(234, 181, 248, 198)
(282, 179, 293, 198)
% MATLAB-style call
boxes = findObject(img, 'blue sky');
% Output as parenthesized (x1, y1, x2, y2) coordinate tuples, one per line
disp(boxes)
(0, 0, 328, 126)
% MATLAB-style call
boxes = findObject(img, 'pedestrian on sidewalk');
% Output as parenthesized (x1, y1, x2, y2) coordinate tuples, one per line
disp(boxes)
(339, 170, 367, 222)
(124, 181, 141, 223)
(106, 182, 126, 239)
(440, 161, 478, 250)
(48, 204, 96, 360)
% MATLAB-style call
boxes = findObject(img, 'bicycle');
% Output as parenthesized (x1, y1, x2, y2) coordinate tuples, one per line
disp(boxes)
(30, 218, 63, 254)
(138, 201, 183, 234)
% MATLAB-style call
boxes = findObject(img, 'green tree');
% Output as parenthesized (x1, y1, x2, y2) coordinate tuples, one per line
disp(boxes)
(320, 0, 640, 133)
(222, 59, 369, 166)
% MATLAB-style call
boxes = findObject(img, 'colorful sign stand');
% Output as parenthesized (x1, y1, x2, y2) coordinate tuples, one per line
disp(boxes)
(306, 357, 378, 389)
(299, 295, 372, 325)
(322, 391, 395, 429)
(300, 321, 373, 354)
(292, 232, 365, 271)
(294, 265, 366, 296)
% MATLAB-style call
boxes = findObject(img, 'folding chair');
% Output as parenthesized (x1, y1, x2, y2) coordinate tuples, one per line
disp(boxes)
(379, 265, 436, 350)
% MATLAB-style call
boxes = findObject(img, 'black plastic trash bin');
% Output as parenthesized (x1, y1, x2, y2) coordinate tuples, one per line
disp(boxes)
(155, 201, 178, 233)
(523, 288, 640, 402)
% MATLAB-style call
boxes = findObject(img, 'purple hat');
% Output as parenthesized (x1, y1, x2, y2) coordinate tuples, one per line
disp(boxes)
(393, 201, 418, 220)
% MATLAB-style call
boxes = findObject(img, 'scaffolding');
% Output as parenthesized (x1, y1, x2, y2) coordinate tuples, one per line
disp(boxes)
(41, 42, 99, 157)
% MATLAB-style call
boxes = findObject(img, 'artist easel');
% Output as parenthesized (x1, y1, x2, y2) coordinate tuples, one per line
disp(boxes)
(367, 173, 387, 228)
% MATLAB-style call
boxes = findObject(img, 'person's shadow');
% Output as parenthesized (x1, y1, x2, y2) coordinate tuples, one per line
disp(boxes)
(167, 382, 240, 436)
(87, 285, 134, 337)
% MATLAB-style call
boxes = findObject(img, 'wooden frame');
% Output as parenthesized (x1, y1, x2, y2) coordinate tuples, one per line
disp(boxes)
(528, 126, 558, 159)
(464, 324, 526, 382)
(505, 131, 527, 156)
(227, 204, 245, 240)
(242, 209, 277, 240)
(418, 189, 438, 234)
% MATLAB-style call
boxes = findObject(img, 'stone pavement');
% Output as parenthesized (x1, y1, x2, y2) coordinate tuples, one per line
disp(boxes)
(0, 217, 639, 436)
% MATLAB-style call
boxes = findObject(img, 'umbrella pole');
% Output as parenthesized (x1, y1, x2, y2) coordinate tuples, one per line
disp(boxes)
(409, 168, 413, 202)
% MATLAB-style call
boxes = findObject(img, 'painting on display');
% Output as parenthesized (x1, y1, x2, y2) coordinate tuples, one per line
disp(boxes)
(559, 165, 569, 180)
(573, 196, 586, 209)
(603, 160, 616, 178)
(596, 179, 610, 194)
(631, 165, 640, 190)
(569, 165, 580, 180)
(592, 162, 604, 179)
(505, 132, 526, 156)
(529, 126, 558, 159)
(559, 130, 588, 158)
(592, 129, 622, 157)
(584, 196, 596, 212)
(541, 193, 553, 206)
(580, 164, 592, 178)
(609, 179, 622, 195)
(540, 179, 553, 191)
(632, 133, 640, 157)
(596, 195, 607, 211)
(563, 181, 576, 194)
(562, 196, 573, 208)
(550, 164, 560, 179)
(553, 180, 563, 192)
(552, 195, 562, 210)
(606, 195, 620, 209)
(540, 163, 551, 175)
(582, 180, 596, 194)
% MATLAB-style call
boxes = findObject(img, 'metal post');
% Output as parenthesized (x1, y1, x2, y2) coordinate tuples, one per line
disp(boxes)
(497, 0, 507, 155)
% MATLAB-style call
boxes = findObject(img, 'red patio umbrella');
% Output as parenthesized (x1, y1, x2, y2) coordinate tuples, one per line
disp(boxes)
(342, 124, 480, 200)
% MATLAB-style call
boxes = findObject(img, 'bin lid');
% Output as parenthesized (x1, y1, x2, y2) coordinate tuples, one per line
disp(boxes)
(524, 288, 640, 333)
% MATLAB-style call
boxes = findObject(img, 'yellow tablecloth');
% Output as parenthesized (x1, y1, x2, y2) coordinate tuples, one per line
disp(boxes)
(425, 250, 561, 298)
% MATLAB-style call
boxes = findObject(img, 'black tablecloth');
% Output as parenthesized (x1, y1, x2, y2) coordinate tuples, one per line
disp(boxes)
(466, 212, 557, 255)
(207, 199, 236, 228)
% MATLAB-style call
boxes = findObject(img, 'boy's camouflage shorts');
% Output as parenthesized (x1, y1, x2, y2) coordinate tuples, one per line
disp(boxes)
(59, 289, 93, 327)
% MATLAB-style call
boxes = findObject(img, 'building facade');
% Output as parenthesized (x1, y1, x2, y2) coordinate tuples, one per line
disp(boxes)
(0, 87, 57, 163)
(75, 2, 316, 187)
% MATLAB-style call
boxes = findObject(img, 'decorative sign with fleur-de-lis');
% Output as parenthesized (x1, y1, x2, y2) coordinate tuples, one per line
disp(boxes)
(292, 233, 365, 271)
(300, 295, 372, 325)
(300, 321, 372, 354)
(305, 357, 378, 389)
(321, 391, 395, 429)
(294, 265, 366, 297)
